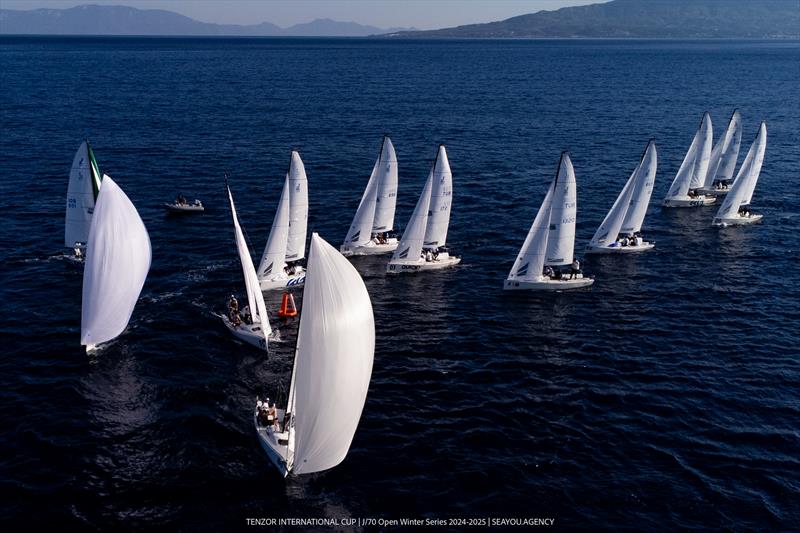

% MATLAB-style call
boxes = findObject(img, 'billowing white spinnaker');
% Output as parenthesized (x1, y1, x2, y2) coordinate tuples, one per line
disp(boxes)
(65, 140, 102, 248)
(423, 145, 453, 249)
(703, 110, 742, 189)
(289, 233, 375, 474)
(664, 112, 713, 201)
(507, 181, 554, 283)
(390, 170, 433, 264)
(372, 136, 398, 233)
(545, 153, 577, 266)
(257, 176, 290, 279)
(80, 175, 151, 349)
(286, 151, 308, 262)
(228, 185, 271, 340)
(620, 141, 657, 234)
(714, 122, 767, 221)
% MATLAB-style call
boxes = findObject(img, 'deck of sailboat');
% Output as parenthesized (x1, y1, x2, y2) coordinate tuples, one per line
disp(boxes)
(222, 316, 268, 351)
(713, 213, 763, 227)
(504, 275, 594, 291)
(387, 253, 461, 273)
(254, 410, 290, 477)
(663, 195, 716, 207)
(258, 272, 306, 291)
(586, 242, 655, 254)
(341, 238, 399, 256)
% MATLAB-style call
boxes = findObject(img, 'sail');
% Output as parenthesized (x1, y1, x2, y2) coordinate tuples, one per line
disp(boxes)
(80, 175, 150, 347)
(343, 154, 381, 247)
(620, 140, 658, 234)
(423, 145, 453, 249)
(289, 234, 374, 474)
(65, 140, 103, 248)
(372, 136, 398, 232)
(228, 185, 271, 339)
(714, 123, 767, 218)
(703, 110, 742, 188)
(665, 112, 712, 199)
(545, 153, 577, 266)
(741, 122, 767, 206)
(391, 170, 433, 263)
(507, 181, 554, 282)
(589, 165, 638, 248)
(257, 176, 290, 279)
(286, 151, 309, 262)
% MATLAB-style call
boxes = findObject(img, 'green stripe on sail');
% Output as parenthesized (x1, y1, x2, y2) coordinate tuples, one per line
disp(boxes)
(87, 142, 102, 200)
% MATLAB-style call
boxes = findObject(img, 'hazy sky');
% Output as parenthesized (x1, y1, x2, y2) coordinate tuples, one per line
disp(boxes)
(0, 1, 606, 29)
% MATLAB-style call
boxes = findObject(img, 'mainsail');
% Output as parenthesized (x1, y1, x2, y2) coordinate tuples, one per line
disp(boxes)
(287, 234, 375, 474)
(372, 136, 398, 232)
(423, 145, 453, 249)
(716, 121, 767, 220)
(545, 153, 577, 266)
(665, 112, 713, 199)
(286, 151, 309, 262)
(703, 110, 742, 189)
(65, 140, 103, 248)
(80, 175, 151, 349)
(228, 185, 271, 340)
(620, 140, 658, 234)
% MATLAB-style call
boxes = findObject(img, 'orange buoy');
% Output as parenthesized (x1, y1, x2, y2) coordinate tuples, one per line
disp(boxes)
(278, 291, 298, 318)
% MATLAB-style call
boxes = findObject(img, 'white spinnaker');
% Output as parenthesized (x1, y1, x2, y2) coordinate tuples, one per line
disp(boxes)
(423, 145, 453, 249)
(703, 110, 742, 188)
(289, 233, 374, 474)
(391, 170, 433, 263)
(620, 140, 658, 234)
(257, 176, 290, 279)
(80, 175, 151, 347)
(741, 122, 767, 206)
(343, 155, 381, 247)
(372, 136, 398, 232)
(286, 151, 309, 262)
(545, 153, 577, 266)
(666, 113, 712, 198)
(589, 164, 638, 248)
(228, 185, 271, 339)
(507, 181, 554, 282)
(65, 140, 102, 248)
(689, 112, 713, 189)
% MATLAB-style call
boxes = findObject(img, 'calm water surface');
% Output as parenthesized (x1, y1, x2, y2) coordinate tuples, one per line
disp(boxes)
(1, 37, 799, 530)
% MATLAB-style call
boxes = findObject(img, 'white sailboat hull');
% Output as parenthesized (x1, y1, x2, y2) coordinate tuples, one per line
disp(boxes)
(503, 275, 594, 291)
(258, 272, 306, 291)
(163, 202, 204, 213)
(386, 252, 461, 273)
(254, 411, 290, 477)
(712, 213, 763, 227)
(340, 238, 398, 256)
(585, 241, 655, 254)
(696, 186, 730, 197)
(662, 195, 716, 208)
(222, 316, 268, 351)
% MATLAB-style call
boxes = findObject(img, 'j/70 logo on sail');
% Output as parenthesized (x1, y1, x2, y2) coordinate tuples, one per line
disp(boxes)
(286, 276, 306, 286)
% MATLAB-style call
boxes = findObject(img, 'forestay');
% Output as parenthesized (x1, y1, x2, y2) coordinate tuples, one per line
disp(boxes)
(228, 185, 271, 339)
(545, 153, 577, 266)
(80, 175, 151, 348)
(257, 176, 290, 278)
(286, 151, 309, 261)
(423, 145, 453, 249)
(65, 140, 102, 248)
(703, 110, 742, 188)
(289, 234, 375, 474)
(391, 170, 433, 263)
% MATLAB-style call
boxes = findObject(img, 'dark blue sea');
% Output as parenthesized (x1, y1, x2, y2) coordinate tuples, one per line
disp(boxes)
(1, 36, 799, 530)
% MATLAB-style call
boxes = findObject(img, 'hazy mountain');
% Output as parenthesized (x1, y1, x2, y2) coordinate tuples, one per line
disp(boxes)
(387, 0, 800, 39)
(0, 4, 414, 36)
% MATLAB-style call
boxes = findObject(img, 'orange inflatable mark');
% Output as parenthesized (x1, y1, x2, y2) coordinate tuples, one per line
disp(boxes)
(278, 292, 298, 318)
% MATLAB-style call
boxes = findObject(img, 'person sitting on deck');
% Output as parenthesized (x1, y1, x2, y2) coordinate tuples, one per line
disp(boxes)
(543, 265, 554, 279)
(432, 248, 439, 261)
(425, 250, 432, 262)
(228, 295, 241, 326)
(569, 258, 581, 280)
(688, 189, 697, 198)
(176, 193, 187, 205)
(241, 305, 252, 325)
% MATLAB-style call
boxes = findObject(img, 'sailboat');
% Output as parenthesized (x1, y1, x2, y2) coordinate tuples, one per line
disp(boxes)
(224, 183, 272, 351)
(341, 136, 399, 256)
(387, 145, 460, 273)
(80, 175, 151, 352)
(254, 233, 374, 477)
(65, 140, 103, 261)
(586, 140, 658, 254)
(663, 112, 716, 207)
(712, 122, 767, 227)
(257, 151, 308, 290)
(697, 109, 742, 196)
(504, 152, 593, 291)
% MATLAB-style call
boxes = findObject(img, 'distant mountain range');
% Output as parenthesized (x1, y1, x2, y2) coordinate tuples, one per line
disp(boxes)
(388, 0, 800, 39)
(0, 4, 414, 36)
